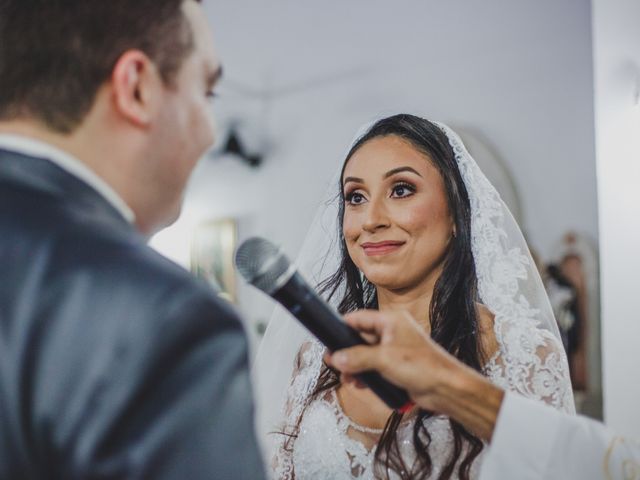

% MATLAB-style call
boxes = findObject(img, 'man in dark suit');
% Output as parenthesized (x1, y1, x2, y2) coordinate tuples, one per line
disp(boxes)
(0, 0, 264, 478)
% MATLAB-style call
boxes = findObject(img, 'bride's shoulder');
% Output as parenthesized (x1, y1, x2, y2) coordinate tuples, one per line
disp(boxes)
(476, 303, 499, 361)
(294, 340, 322, 372)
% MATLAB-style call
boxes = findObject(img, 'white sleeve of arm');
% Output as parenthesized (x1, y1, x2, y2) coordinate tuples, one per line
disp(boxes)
(480, 393, 640, 480)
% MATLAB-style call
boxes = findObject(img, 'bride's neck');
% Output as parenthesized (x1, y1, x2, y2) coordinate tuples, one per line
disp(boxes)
(376, 282, 436, 334)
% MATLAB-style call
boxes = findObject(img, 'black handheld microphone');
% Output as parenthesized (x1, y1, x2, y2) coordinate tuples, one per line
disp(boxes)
(235, 236, 413, 412)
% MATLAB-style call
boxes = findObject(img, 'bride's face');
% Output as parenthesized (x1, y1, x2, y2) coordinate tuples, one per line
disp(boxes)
(342, 135, 454, 292)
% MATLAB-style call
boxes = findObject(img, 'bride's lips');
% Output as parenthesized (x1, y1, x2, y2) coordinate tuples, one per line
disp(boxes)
(361, 241, 405, 256)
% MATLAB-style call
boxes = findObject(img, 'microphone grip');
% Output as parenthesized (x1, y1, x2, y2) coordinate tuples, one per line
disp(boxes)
(273, 272, 413, 411)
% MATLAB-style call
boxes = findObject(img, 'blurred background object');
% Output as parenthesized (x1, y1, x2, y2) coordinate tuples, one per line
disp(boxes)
(191, 218, 238, 303)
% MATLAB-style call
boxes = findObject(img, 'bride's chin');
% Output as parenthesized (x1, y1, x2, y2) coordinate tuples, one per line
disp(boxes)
(364, 274, 409, 292)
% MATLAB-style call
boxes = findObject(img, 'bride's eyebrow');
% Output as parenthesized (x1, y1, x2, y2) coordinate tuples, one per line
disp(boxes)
(343, 166, 421, 187)
(343, 176, 364, 187)
(384, 166, 422, 179)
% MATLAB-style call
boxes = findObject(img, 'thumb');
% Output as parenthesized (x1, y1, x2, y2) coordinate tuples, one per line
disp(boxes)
(331, 345, 383, 374)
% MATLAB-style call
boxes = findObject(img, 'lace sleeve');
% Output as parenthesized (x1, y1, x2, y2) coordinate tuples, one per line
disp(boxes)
(485, 315, 575, 414)
(271, 341, 324, 479)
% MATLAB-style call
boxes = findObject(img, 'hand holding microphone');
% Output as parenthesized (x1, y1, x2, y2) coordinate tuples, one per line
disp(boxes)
(235, 237, 413, 412)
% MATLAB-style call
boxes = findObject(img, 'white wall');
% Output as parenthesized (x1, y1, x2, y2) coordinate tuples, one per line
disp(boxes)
(153, 1, 598, 349)
(592, 0, 640, 436)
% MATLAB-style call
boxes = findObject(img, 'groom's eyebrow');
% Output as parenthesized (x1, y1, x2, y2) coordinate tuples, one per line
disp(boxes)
(384, 166, 422, 178)
(206, 65, 224, 90)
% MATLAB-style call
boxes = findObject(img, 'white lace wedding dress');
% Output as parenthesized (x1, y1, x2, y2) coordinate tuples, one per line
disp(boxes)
(272, 322, 574, 479)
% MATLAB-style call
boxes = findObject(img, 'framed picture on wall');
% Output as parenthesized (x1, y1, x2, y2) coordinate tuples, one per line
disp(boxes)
(190, 218, 237, 303)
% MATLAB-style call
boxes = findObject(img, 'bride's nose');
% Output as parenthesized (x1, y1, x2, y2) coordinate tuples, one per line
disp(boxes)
(362, 197, 391, 233)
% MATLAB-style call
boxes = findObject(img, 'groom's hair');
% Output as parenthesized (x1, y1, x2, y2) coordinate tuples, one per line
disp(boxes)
(0, 0, 201, 133)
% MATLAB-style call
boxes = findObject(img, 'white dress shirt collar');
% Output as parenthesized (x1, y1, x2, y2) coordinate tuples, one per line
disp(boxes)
(0, 134, 135, 223)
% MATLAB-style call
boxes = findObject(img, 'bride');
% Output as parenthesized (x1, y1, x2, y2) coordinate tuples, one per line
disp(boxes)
(254, 114, 574, 479)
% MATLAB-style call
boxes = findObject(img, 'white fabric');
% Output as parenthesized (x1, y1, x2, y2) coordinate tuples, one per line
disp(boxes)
(481, 393, 640, 480)
(0, 134, 135, 223)
(254, 119, 575, 479)
(290, 348, 511, 479)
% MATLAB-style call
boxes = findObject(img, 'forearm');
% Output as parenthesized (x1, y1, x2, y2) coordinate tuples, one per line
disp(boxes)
(426, 367, 504, 442)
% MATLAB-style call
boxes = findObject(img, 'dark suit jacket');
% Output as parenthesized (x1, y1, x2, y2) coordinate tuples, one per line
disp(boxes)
(0, 148, 265, 479)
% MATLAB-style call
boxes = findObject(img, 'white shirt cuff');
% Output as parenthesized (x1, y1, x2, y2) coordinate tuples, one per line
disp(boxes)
(480, 392, 562, 479)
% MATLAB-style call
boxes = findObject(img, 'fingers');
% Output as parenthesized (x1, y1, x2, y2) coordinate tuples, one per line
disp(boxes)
(324, 351, 374, 389)
(322, 350, 333, 366)
(341, 373, 367, 389)
(359, 330, 380, 345)
(345, 309, 428, 347)
(343, 310, 388, 337)
(330, 344, 383, 374)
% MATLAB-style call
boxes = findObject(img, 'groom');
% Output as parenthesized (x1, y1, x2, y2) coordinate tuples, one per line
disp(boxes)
(0, 0, 264, 478)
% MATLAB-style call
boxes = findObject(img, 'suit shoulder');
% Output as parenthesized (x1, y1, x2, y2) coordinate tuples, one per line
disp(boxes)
(74, 232, 234, 317)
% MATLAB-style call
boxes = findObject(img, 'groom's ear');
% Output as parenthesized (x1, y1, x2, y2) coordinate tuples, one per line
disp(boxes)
(110, 50, 163, 128)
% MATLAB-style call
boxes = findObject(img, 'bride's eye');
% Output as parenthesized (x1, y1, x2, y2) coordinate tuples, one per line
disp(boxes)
(391, 182, 416, 198)
(345, 191, 366, 205)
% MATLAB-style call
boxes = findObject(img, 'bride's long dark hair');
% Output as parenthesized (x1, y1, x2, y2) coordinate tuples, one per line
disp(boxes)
(283, 114, 486, 479)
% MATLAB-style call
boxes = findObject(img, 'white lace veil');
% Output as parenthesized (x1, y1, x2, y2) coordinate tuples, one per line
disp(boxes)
(252, 117, 575, 461)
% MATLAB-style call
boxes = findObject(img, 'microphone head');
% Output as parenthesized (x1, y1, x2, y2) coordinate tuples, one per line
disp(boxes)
(235, 237, 294, 294)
